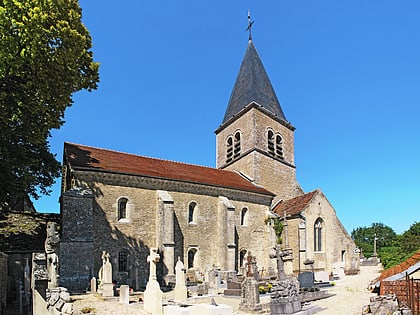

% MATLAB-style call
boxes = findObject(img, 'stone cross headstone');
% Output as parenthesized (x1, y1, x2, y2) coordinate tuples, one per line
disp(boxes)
(119, 285, 130, 305)
(269, 245, 302, 314)
(174, 257, 187, 301)
(144, 248, 163, 315)
(45, 221, 60, 289)
(239, 252, 262, 312)
(100, 251, 114, 297)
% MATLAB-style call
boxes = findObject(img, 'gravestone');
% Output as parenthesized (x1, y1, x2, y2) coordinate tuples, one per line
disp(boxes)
(119, 285, 129, 305)
(90, 276, 97, 293)
(99, 251, 114, 297)
(174, 257, 187, 301)
(269, 245, 301, 314)
(298, 272, 314, 289)
(144, 248, 163, 315)
(314, 271, 329, 283)
(239, 252, 262, 312)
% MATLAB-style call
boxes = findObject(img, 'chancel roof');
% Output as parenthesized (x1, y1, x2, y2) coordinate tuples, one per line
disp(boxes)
(272, 190, 318, 216)
(221, 40, 287, 127)
(64, 142, 274, 196)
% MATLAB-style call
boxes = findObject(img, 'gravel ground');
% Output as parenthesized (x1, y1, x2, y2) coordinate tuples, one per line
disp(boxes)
(72, 264, 382, 315)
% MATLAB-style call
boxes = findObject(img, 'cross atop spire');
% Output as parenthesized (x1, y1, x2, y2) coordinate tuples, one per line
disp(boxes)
(246, 10, 254, 41)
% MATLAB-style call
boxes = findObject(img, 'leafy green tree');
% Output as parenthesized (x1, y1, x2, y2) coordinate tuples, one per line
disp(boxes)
(351, 222, 398, 258)
(0, 0, 99, 210)
(400, 222, 420, 253)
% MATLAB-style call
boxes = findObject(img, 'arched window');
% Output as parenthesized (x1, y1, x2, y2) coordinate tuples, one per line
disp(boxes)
(233, 132, 241, 158)
(314, 218, 324, 252)
(240, 208, 249, 226)
(188, 202, 197, 224)
(239, 249, 247, 269)
(118, 198, 128, 220)
(187, 248, 198, 269)
(268, 130, 275, 156)
(118, 250, 128, 272)
(226, 137, 233, 163)
(276, 135, 284, 159)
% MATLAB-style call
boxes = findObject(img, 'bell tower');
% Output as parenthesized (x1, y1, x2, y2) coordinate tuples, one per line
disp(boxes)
(215, 28, 302, 202)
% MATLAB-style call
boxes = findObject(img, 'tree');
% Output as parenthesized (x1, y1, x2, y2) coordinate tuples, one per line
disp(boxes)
(351, 222, 398, 258)
(0, 0, 99, 210)
(400, 221, 420, 253)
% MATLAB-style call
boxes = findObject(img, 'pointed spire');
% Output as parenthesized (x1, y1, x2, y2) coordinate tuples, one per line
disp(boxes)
(221, 36, 287, 126)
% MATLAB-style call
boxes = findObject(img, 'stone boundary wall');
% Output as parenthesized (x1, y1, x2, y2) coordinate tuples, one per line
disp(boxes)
(0, 252, 7, 315)
(380, 279, 419, 314)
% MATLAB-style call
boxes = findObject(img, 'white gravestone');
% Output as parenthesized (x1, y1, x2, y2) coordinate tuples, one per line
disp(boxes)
(101, 251, 114, 297)
(119, 285, 129, 305)
(144, 248, 163, 315)
(174, 257, 187, 301)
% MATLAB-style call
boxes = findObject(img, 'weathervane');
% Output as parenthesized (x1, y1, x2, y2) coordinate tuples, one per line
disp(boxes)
(246, 9, 254, 41)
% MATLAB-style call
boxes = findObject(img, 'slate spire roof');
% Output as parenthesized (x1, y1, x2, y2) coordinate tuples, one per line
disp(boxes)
(221, 39, 287, 126)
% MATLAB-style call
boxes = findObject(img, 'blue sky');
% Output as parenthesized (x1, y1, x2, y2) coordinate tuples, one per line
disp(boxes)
(33, 1, 420, 235)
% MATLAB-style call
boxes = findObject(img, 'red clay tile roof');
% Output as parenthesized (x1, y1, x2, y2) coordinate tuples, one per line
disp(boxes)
(377, 250, 420, 282)
(272, 190, 318, 216)
(64, 142, 274, 196)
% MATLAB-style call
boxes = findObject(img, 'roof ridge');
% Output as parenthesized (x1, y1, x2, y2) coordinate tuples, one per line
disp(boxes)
(65, 142, 234, 173)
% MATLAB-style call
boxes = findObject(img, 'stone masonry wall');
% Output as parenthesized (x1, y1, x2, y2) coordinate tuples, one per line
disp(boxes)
(284, 191, 358, 274)
(216, 108, 302, 203)
(60, 189, 94, 292)
(64, 172, 276, 290)
(0, 252, 7, 313)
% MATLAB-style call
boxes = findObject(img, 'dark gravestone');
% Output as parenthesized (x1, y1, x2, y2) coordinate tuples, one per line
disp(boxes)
(298, 272, 314, 289)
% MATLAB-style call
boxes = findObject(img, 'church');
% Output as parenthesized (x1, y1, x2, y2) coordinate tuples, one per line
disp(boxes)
(59, 31, 358, 291)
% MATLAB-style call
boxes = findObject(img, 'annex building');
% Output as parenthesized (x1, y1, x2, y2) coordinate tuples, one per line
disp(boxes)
(59, 36, 358, 291)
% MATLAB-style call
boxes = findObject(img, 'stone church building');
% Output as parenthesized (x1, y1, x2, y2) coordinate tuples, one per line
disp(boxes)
(59, 37, 358, 291)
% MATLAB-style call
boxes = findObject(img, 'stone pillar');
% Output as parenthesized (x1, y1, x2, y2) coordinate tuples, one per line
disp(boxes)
(298, 218, 306, 273)
(60, 187, 94, 292)
(157, 191, 175, 285)
(282, 211, 294, 276)
(218, 196, 235, 270)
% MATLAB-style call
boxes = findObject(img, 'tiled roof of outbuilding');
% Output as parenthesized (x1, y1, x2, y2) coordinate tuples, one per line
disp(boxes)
(272, 190, 318, 216)
(376, 250, 420, 282)
(64, 142, 274, 196)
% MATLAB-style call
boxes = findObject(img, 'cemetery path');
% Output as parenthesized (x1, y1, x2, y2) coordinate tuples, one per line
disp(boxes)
(308, 264, 382, 315)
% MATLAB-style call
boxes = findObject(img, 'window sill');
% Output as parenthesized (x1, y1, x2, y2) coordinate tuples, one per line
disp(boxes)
(117, 219, 130, 223)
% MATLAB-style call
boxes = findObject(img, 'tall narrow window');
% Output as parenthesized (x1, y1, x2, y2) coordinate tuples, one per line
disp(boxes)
(118, 250, 128, 272)
(188, 202, 197, 223)
(233, 132, 241, 157)
(240, 208, 249, 226)
(239, 249, 247, 269)
(276, 135, 284, 159)
(314, 218, 323, 252)
(226, 137, 233, 163)
(187, 248, 197, 269)
(268, 130, 275, 156)
(118, 198, 128, 220)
